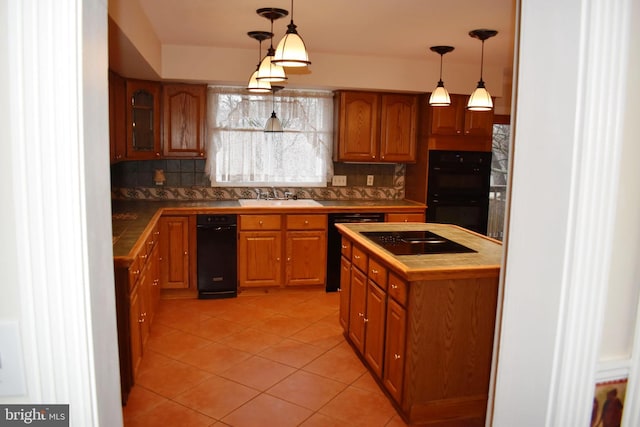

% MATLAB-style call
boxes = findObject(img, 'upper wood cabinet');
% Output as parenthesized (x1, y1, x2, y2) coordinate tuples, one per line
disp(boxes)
(430, 93, 493, 137)
(162, 83, 207, 158)
(334, 91, 418, 163)
(126, 79, 162, 160)
(109, 71, 126, 163)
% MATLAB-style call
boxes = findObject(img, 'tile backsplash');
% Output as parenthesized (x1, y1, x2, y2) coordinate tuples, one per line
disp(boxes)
(111, 159, 406, 201)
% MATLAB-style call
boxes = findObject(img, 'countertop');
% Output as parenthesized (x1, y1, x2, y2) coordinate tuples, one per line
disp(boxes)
(112, 199, 426, 259)
(336, 222, 503, 281)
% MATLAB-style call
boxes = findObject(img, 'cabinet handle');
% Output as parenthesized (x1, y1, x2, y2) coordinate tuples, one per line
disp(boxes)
(337, 288, 342, 292)
(394, 353, 401, 360)
(358, 312, 364, 317)
(391, 284, 398, 289)
(304, 220, 309, 225)
(354, 255, 360, 260)
(363, 318, 369, 323)
(140, 254, 147, 260)
(341, 245, 347, 249)
(287, 257, 291, 262)
(184, 251, 188, 255)
(259, 220, 263, 225)
(371, 269, 378, 274)
(138, 318, 145, 323)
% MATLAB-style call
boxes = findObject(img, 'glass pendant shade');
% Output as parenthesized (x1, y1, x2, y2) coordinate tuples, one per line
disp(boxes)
(256, 52, 287, 82)
(247, 68, 271, 93)
(273, 24, 310, 67)
(264, 111, 283, 132)
(429, 82, 451, 107)
(467, 81, 493, 111)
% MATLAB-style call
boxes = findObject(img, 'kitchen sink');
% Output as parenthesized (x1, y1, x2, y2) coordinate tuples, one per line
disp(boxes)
(237, 199, 322, 207)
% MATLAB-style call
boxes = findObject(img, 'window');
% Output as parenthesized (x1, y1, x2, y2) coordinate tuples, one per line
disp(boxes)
(204, 86, 334, 187)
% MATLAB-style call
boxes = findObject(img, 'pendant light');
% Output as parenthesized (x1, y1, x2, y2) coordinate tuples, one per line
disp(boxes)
(247, 31, 273, 93)
(428, 46, 454, 107)
(272, 0, 311, 67)
(256, 8, 288, 83)
(264, 86, 284, 133)
(467, 29, 498, 111)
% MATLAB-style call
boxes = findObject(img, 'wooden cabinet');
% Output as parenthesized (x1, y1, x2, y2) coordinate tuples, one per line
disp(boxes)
(364, 280, 386, 378)
(159, 215, 193, 290)
(386, 212, 425, 223)
(343, 240, 389, 380)
(334, 91, 418, 163)
(239, 215, 283, 288)
(348, 265, 367, 353)
(114, 220, 161, 404)
(338, 231, 500, 425)
(430, 93, 493, 137)
(162, 83, 207, 158)
(109, 70, 126, 163)
(339, 255, 351, 331)
(238, 214, 327, 289)
(126, 79, 162, 160)
(383, 297, 407, 403)
(285, 214, 327, 286)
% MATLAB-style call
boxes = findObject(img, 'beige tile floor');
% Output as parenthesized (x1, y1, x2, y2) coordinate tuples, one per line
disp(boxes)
(123, 288, 409, 427)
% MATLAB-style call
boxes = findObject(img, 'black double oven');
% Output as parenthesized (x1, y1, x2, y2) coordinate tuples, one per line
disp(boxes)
(426, 150, 492, 235)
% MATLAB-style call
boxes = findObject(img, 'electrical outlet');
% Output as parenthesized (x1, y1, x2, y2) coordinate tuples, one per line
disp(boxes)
(332, 175, 347, 186)
(367, 175, 374, 186)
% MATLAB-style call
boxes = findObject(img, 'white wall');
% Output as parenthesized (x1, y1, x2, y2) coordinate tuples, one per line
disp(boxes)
(492, 0, 640, 425)
(0, 0, 122, 425)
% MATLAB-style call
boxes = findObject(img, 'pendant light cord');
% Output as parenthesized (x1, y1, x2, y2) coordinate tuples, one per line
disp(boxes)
(479, 40, 485, 82)
(438, 54, 444, 84)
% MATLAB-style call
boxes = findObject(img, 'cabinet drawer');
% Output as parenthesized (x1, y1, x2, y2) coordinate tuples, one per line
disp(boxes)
(240, 214, 282, 230)
(286, 214, 327, 230)
(388, 272, 408, 307)
(368, 258, 387, 290)
(386, 212, 425, 223)
(352, 245, 368, 273)
(341, 237, 352, 259)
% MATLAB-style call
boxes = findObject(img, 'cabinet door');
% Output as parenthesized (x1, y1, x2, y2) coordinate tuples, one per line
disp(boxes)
(286, 230, 327, 286)
(159, 216, 191, 289)
(335, 91, 379, 162)
(348, 266, 367, 354)
(162, 83, 207, 158)
(430, 95, 465, 135)
(126, 79, 161, 160)
(339, 256, 351, 332)
(379, 94, 417, 162)
(464, 109, 494, 136)
(364, 281, 387, 379)
(383, 298, 407, 404)
(109, 71, 126, 163)
(129, 288, 142, 379)
(238, 231, 282, 287)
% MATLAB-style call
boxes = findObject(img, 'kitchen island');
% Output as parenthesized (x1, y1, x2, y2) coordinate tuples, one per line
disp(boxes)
(335, 222, 502, 426)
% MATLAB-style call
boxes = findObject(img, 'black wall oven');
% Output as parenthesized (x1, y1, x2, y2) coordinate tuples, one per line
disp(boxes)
(426, 150, 491, 235)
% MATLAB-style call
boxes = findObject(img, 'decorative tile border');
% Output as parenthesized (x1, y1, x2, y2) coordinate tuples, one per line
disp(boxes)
(112, 165, 407, 201)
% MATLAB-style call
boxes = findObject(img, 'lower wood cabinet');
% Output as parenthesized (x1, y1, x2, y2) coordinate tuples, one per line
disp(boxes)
(383, 297, 407, 404)
(114, 221, 161, 404)
(159, 215, 195, 292)
(339, 234, 499, 426)
(238, 214, 327, 289)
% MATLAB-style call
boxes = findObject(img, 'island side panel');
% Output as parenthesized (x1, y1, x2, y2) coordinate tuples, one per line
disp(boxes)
(404, 276, 499, 424)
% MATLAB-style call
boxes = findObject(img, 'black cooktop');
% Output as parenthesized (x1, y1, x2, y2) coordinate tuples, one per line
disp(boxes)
(361, 230, 477, 256)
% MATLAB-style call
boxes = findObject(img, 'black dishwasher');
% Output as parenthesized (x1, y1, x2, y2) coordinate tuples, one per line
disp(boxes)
(196, 214, 237, 299)
(326, 212, 385, 292)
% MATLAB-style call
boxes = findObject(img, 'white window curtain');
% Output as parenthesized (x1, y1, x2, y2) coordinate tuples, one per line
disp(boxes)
(205, 86, 334, 187)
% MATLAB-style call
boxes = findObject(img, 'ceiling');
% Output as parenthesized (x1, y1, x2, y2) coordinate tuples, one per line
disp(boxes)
(133, 0, 516, 77)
